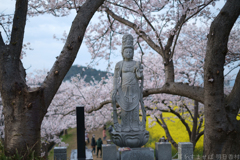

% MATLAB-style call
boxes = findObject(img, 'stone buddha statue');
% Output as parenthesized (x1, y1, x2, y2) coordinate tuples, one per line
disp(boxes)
(111, 34, 149, 148)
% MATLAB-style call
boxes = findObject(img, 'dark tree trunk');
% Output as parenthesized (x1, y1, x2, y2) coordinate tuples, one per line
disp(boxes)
(0, 0, 105, 158)
(0, 46, 46, 156)
(204, 0, 240, 157)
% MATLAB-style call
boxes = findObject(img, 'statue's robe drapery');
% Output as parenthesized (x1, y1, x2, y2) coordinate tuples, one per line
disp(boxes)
(114, 60, 142, 131)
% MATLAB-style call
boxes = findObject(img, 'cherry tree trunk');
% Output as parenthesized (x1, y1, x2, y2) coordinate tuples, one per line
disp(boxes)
(204, 0, 240, 157)
(3, 94, 46, 156)
(0, 0, 105, 157)
(0, 46, 46, 156)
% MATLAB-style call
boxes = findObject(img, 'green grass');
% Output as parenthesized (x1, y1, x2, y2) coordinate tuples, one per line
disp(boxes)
(48, 128, 77, 160)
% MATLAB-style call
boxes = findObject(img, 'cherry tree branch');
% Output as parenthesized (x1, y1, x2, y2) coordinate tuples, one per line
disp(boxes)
(191, 101, 198, 143)
(84, 82, 204, 113)
(182, 103, 194, 120)
(103, 7, 163, 56)
(170, 23, 183, 60)
(143, 82, 204, 103)
(156, 115, 178, 150)
(196, 116, 203, 134)
(184, 0, 214, 23)
(167, 106, 192, 139)
(10, 0, 28, 58)
(106, 1, 139, 14)
(42, 0, 105, 109)
(133, 0, 164, 51)
(195, 130, 204, 143)
(165, 14, 186, 59)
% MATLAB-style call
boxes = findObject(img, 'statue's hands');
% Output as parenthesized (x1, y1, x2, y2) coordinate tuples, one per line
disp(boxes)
(136, 65, 143, 79)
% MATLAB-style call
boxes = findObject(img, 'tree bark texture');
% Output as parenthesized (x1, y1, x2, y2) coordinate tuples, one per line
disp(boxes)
(204, 0, 240, 157)
(0, 0, 105, 157)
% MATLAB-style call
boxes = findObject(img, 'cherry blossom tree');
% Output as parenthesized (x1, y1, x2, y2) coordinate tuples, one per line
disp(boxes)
(0, 0, 239, 158)
(81, 0, 240, 156)
(0, 0, 105, 157)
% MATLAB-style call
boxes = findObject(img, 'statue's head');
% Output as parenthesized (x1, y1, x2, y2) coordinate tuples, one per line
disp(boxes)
(121, 34, 134, 60)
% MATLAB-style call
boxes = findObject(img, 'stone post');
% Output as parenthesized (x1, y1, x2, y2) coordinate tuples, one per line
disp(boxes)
(155, 142, 172, 160)
(54, 147, 67, 160)
(102, 144, 117, 160)
(76, 106, 86, 160)
(178, 142, 193, 160)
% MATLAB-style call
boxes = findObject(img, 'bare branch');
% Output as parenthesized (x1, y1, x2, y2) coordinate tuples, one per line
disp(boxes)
(0, 32, 4, 46)
(0, 24, 9, 41)
(104, 7, 163, 56)
(224, 64, 240, 77)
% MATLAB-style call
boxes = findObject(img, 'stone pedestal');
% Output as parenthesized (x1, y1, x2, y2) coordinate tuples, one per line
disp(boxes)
(111, 130, 149, 148)
(70, 148, 93, 160)
(155, 142, 172, 160)
(54, 147, 67, 160)
(102, 144, 117, 160)
(178, 142, 193, 160)
(119, 148, 154, 160)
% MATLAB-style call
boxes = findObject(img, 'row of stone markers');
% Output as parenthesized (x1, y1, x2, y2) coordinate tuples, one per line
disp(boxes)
(53, 141, 193, 160)
(101, 141, 193, 160)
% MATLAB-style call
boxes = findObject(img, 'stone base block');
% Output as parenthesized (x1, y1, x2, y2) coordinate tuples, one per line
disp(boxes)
(120, 148, 154, 160)
(102, 144, 117, 160)
(155, 142, 172, 160)
(54, 147, 67, 160)
(178, 142, 193, 160)
(70, 148, 93, 160)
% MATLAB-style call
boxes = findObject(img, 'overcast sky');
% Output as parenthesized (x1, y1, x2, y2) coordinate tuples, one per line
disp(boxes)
(0, 0, 121, 74)
(0, 0, 238, 80)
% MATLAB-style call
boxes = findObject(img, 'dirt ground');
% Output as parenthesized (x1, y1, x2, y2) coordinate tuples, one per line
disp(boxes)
(86, 127, 110, 160)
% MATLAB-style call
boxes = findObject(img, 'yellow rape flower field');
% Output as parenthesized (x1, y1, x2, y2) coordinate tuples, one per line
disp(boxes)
(145, 112, 204, 157)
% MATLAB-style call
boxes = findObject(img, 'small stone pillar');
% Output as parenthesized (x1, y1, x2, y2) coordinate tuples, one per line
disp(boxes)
(155, 142, 172, 160)
(178, 142, 193, 160)
(102, 144, 117, 160)
(120, 148, 154, 160)
(54, 147, 67, 160)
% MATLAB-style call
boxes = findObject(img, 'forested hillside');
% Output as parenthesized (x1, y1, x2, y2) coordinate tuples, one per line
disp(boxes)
(63, 65, 112, 82)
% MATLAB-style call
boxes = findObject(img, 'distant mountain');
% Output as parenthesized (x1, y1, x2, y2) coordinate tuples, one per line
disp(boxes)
(63, 65, 112, 82)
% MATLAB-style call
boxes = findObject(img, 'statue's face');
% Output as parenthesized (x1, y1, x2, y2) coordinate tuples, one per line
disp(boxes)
(123, 48, 133, 60)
